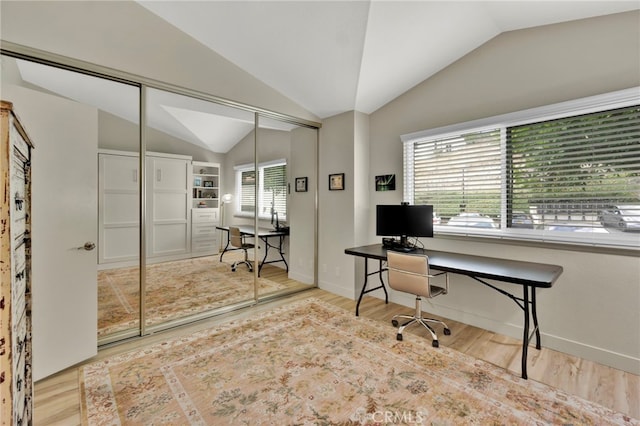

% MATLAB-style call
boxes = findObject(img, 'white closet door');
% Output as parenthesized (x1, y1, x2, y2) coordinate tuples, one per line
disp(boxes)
(146, 155, 191, 258)
(3, 85, 98, 380)
(98, 152, 139, 264)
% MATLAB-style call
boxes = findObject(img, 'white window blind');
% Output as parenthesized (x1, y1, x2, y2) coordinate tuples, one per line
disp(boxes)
(261, 162, 287, 220)
(507, 105, 640, 231)
(235, 160, 287, 220)
(410, 128, 502, 222)
(239, 169, 256, 214)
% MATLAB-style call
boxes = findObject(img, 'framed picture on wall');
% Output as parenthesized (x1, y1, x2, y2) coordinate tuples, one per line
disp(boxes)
(295, 177, 308, 192)
(329, 173, 345, 191)
(375, 174, 396, 191)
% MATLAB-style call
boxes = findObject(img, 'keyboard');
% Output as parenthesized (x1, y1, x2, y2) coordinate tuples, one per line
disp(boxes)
(389, 245, 416, 253)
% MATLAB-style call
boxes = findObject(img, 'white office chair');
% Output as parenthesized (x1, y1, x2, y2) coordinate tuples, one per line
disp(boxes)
(229, 226, 254, 272)
(387, 251, 451, 347)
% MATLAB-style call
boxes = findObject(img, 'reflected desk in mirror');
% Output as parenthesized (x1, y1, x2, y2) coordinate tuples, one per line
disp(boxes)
(217, 226, 290, 276)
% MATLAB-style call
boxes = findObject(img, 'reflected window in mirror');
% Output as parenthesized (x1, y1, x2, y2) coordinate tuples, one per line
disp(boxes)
(234, 159, 287, 224)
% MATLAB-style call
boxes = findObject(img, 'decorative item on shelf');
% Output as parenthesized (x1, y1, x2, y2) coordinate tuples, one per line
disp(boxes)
(329, 173, 345, 191)
(194, 177, 202, 187)
(295, 177, 308, 192)
(198, 201, 207, 208)
(204, 181, 214, 187)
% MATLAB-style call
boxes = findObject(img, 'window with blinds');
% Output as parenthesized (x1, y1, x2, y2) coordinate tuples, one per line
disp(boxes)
(409, 128, 502, 226)
(240, 170, 256, 214)
(403, 89, 640, 248)
(236, 160, 287, 221)
(507, 106, 640, 231)
(261, 163, 287, 220)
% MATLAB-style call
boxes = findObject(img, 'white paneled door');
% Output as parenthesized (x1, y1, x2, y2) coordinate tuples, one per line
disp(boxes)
(146, 154, 191, 258)
(3, 85, 99, 380)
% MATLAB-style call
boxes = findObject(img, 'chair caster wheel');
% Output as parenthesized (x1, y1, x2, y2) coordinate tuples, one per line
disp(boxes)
(231, 268, 236, 272)
(444, 328, 451, 335)
(391, 319, 399, 327)
(432, 340, 439, 348)
(396, 333, 403, 341)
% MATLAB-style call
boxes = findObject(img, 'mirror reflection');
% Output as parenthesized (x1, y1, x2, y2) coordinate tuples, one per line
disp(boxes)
(1, 54, 318, 345)
(255, 116, 317, 298)
(0, 55, 142, 343)
(142, 88, 259, 331)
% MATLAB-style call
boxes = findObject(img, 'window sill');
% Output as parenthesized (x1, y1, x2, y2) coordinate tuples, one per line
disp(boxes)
(433, 229, 639, 257)
(234, 212, 288, 222)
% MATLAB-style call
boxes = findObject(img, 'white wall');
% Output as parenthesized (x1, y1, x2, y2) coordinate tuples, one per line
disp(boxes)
(362, 11, 640, 374)
(318, 112, 358, 297)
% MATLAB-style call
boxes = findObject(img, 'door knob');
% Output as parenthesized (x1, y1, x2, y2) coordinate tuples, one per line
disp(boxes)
(78, 242, 96, 251)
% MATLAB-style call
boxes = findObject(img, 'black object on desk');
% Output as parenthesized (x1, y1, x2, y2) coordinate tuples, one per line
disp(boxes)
(382, 237, 416, 252)
(218, 225, 289, 276)
(344, 243, 563, 379)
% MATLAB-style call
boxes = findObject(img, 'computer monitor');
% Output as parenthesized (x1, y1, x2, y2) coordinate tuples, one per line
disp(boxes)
(376, 204, 433, 247)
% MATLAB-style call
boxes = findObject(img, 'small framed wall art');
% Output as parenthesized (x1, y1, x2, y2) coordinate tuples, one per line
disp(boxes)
(295, 177, 308, 192)
(329, 173, 345, 191)
(375, 174, 396, 191)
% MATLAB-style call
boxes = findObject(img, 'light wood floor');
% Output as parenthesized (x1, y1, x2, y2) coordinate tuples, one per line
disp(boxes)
(35, 276, 639, 425)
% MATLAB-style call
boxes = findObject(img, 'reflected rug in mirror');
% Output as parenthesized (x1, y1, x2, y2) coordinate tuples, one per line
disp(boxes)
(81, 298, 638, 425)
(98, 255, 288, 336)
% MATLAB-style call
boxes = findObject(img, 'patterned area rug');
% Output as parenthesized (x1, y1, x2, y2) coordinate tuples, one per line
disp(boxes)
(98, 255, 288, 336)
(81, 298, 639, 425)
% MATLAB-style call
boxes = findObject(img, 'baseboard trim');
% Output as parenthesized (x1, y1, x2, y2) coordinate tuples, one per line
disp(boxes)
(368, 291, 640, 375)
(319, 280, 355, 300)
(287, 270, 313, 285)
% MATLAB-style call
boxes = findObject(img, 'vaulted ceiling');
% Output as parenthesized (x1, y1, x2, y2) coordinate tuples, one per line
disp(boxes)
(4, 1, 638, 153)
(137, 1, 639, 119)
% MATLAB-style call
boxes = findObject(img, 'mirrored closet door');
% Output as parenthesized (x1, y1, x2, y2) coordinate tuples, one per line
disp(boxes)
(0, 53, 142, 352)
(1, 49, 319, 353)
(255, 115, 318, 300)
(142, 87, 258, 332)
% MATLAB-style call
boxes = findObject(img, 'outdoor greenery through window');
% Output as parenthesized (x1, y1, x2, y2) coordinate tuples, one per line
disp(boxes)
(235, 160, 287, 222)
(402, 89, 640, 248)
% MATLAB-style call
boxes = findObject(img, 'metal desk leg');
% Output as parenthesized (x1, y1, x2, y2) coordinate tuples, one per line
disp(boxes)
(257, 235, 289, 277)
(355, 259, 369, 316)
(219, 232, 231, 262)
(355, 259, 388, 316)
(522, 285, 530, 380)
(258, 236, 269, 277)
(532, 287, 541, 349)
(378, 261, 389, 304)
(522, 286, 542, 379)
(471, 276, 540, 379)
(276, 235, 289, 272)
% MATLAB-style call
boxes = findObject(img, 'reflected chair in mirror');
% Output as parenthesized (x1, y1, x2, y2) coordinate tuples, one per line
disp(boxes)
(229, 226, 254, 272)
(387, 251, 451, 347)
